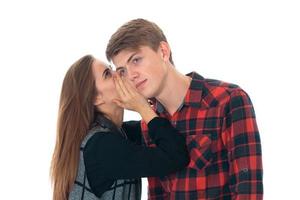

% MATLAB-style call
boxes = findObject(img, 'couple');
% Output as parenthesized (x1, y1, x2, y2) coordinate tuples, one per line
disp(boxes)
(51, 19, 263, 200)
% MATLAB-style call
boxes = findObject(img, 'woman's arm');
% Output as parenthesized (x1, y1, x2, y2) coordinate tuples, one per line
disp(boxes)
(83, 117, 189, 195)
(122, 120, 142, 145)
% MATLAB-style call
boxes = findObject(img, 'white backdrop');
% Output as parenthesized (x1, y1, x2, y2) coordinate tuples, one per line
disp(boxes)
(0, 0, 299, 199)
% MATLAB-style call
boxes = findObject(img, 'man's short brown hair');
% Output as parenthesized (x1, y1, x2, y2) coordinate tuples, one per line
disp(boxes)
(106, 18, 174, 64)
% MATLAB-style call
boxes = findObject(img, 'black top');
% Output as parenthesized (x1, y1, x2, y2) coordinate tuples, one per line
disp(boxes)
(83, 117, 190, 197)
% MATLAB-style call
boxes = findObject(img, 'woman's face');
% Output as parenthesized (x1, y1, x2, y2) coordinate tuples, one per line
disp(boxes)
(92, 59, 122, 112)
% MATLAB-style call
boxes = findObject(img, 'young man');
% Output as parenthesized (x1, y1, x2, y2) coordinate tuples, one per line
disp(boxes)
(106, 19, 263, 200)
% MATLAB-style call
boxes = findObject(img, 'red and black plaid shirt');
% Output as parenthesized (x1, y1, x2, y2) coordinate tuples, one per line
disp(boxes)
(141, 72, 263, 200)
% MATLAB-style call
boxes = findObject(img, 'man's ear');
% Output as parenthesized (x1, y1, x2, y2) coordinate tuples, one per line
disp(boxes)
(94, 94, 105, 106)
(159, 41, 171, 62)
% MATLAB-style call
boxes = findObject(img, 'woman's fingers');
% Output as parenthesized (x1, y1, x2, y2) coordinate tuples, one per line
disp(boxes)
(113, 72, 148, 112)
(113, 74, 126, 98)
(122, 77, 137, 96)
(115, 74, 130, 97)
(113, 99, 125, 108)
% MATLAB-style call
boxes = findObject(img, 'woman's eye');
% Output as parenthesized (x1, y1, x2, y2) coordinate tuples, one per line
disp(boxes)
(104, 70, 112, 78)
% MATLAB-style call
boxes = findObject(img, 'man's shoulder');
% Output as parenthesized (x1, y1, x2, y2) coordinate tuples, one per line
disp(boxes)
(188, 71, 240, 92)
(204, 78, 240, 91)
(200, 76, 246, 107)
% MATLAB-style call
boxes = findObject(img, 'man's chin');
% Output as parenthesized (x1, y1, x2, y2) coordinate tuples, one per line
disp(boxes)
(137, 88, 155, 99)
(138, 90, 149, 98)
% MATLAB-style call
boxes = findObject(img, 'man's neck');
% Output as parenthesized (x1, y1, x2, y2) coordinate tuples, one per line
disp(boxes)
(156, 68, 191, 116)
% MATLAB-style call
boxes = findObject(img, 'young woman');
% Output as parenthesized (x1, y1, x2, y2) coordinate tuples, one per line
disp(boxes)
(50, 55, 189, 200)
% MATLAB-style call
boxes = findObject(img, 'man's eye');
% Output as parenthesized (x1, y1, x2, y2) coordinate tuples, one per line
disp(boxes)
(132, 57, 142, 64)
(118, 68, 127, 77)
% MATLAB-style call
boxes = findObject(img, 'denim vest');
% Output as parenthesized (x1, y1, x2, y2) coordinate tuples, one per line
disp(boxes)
(68, 115, 141, 200)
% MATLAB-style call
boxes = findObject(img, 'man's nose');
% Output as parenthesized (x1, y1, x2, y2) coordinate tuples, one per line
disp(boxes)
(127, 67, 138, 82)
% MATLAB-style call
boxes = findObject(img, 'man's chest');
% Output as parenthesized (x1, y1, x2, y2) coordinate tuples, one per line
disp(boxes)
(142, 106, 225, 145)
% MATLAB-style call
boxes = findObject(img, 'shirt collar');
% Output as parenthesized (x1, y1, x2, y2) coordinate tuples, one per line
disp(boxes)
(92, 113, 120, 133)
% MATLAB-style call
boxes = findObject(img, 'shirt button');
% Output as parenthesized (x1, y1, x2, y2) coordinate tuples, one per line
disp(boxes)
(242, 168, 248, 173)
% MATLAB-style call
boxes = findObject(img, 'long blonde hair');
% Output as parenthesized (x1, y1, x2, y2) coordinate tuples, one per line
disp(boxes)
(50, 55, 98, 200)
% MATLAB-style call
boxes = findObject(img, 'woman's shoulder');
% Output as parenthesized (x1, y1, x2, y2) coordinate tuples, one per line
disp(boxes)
(81, 125, 114, 148)
(83, 126, 126, 160)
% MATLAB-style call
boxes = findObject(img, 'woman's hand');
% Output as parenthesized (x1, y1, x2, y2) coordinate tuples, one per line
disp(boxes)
(113, 74, 157, 124)
(113, 73, 147, 112)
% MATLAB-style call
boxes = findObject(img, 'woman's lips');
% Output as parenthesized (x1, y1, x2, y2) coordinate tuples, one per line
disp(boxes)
(136, 79, 147, 89)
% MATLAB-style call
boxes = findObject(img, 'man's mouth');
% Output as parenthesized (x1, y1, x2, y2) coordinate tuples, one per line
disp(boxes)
(135, 79, 147, 89)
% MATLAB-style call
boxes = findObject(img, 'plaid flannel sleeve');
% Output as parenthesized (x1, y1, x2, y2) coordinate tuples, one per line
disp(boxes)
(223, 89, 263, 200)
(148, 177, 168, 200)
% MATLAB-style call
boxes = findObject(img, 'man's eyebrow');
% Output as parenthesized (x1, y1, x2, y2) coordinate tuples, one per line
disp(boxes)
(116, 51, 139, 70)
(127, 52, 138, 64)
(116, 66, 126, 71)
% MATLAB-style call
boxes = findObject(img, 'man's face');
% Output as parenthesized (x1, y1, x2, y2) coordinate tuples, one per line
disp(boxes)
(112, 45, 168, 99)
